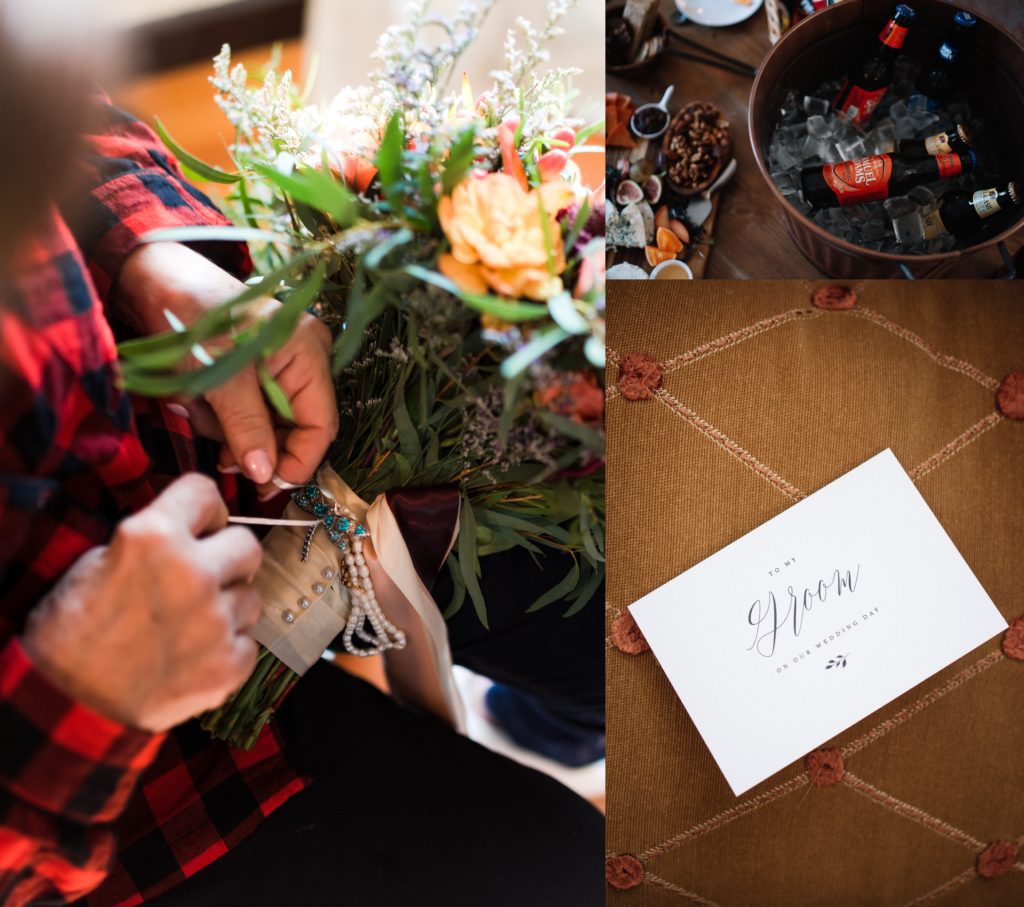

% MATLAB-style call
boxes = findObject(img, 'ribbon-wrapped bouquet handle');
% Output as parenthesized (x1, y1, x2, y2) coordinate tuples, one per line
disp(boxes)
(202, 465, 465, 748)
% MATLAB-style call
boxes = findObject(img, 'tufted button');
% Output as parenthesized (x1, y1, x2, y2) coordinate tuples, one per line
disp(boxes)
(605, 854, 644, 890)
(618, 352, 663, 401)
(610, 611, 650, 655)
(996, 371, 1024, 420)
(811, 285, 857, 311)
(1002, 616, 1024, 661)
(977, 841, 1019, 878)
(806, 747, 845, 785)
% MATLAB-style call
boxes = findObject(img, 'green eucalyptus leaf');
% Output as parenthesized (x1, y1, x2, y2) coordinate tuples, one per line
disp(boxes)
(458, 500, 488, 629)
(376, 113, 405, 214)
(441, 126, 477, 194)
(258, 365, 294, 420)
(443, 555, 467, 619)
(253, 162, 356, 226)
(526, 559, 579, 612)
(364, 228, 413, 271)
(562, 566, 601, 617)
(499, 325, 570, 378)
(405, 266, 548, 322)
(154, 117, 242, 183)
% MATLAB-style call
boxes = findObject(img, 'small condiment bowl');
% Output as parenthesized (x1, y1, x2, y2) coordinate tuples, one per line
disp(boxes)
(650, 259, 693, 280)
(630, 85, 674, 140)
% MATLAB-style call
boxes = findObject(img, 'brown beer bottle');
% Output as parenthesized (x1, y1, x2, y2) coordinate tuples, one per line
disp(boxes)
(801, 150, 977, 209)
(896, 124, 973, 160)
(922, 182, 1021, 240)
(834, 4, 917, 126)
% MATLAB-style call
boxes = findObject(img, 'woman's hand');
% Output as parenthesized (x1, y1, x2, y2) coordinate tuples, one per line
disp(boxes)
(118, 241, 339, 495)
(22, 474, 263, 732)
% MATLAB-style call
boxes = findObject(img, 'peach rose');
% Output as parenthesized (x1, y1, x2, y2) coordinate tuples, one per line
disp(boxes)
(438, 172, 574, 301)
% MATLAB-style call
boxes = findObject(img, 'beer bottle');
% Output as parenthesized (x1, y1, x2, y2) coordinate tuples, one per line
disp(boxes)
(896, 124, 973, 159)
(800, 149, 977, 209)
(917, 11, 977, 103)
(834, 4, 917, 126)
(921, 182, 1021, 240)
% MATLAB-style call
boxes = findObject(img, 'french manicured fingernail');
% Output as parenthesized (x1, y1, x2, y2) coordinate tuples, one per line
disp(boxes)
(271, 474, 302, 490)
(242, 450, 273, 484)
(167, 403, 190, 419)
(258, 487, 287, 503)
(217, 463, 242, 475)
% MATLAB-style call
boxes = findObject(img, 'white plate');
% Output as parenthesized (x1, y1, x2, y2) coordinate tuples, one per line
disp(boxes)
(674, 0, 764, 28)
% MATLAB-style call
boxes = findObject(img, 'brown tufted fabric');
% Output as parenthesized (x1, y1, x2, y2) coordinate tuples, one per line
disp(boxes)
(606, 281, 1024, 906)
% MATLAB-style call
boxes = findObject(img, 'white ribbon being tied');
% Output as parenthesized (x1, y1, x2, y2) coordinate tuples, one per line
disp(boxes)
(230, 464, 466, 734)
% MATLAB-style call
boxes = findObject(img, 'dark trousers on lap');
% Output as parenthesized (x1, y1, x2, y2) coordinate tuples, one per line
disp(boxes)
(151, 547, 604, 906)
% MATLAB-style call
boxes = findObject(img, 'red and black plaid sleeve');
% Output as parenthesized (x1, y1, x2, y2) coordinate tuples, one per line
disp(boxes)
(0, 639, 165, 905)
(60, 94, 251, 302)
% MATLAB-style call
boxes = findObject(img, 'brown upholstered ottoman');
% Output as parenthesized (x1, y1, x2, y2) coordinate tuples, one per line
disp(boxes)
(605, 282, 1024, 906)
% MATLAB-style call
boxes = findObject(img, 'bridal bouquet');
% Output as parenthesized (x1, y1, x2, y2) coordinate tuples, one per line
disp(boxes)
(117, 0, 605, 748)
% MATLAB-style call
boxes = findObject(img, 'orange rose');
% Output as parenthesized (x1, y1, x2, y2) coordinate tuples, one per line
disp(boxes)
(438, 172, 575, 301)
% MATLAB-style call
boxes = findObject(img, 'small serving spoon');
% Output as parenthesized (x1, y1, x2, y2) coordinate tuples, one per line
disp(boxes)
(631, 85, 675, 141)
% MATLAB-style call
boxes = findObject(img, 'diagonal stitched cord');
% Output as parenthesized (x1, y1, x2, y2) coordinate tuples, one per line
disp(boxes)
(841, 771, 986, 851)
(848, 308, 1001, 390)
(643, 872, 724, 905)
(607, 306, 1018, 895)
(620, 649, 1008, 867)
(900, 867, 978, 906)
(841, 649, 1005, 757)
(637, 775, 810, 861)
(653, 389, 807, 501)
(906, 412, 1006, 481)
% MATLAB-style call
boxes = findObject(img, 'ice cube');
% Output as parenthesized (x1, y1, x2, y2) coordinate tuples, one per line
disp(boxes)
(774, 172, 799, 195)
(788, 196, 813, 215)
(803, 96, 831, 117)
(835, 137, 868, 161)
(771, 144, 799, 171)
(907, 186, 935, 206)
(909, 111, 940, 133)
(907, 94, 929, 114)
(892, 212, 925, 245)
(860, 220, 888, 242)
(870, 120, 897, 154)
(806, 115, 831, 139)
(883, 197, 917, 218)
(889, 100, 909, 122)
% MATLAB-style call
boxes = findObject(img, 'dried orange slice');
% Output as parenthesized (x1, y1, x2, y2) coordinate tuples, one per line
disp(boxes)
(645, 246, 675, 267)
(656, 227, 683, 255)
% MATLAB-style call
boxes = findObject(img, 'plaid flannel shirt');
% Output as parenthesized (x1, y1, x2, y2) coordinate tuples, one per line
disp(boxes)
(0, 99, 307, 906)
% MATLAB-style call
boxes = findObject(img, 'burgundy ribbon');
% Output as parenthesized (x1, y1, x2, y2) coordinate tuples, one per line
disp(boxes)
(384, 486, 461, 590)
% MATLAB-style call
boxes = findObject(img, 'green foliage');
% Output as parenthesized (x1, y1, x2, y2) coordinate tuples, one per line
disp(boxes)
(119, 108, 605, 627)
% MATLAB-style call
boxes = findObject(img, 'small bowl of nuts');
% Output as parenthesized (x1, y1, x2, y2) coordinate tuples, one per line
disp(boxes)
(662, 101, 732, 197)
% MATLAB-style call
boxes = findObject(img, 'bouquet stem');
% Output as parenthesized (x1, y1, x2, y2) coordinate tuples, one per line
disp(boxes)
(201, 647, 298, 749)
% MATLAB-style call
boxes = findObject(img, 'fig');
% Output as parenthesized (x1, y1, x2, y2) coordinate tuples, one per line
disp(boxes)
(643, 174, 663, 204)
(615, 179, 644, 206)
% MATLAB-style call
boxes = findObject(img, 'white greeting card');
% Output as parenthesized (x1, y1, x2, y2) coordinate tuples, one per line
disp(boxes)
(629, 449, 1007, 796)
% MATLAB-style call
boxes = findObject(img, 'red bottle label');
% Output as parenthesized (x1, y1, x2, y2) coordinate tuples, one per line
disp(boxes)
(935, 153, 964, 179)
(822, 155, 893, 206)
(836, 83, 888, 124)
(879, 21, 909, 49)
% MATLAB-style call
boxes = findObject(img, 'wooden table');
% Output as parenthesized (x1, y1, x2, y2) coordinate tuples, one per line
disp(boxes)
(607, 0, 1024, 279)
